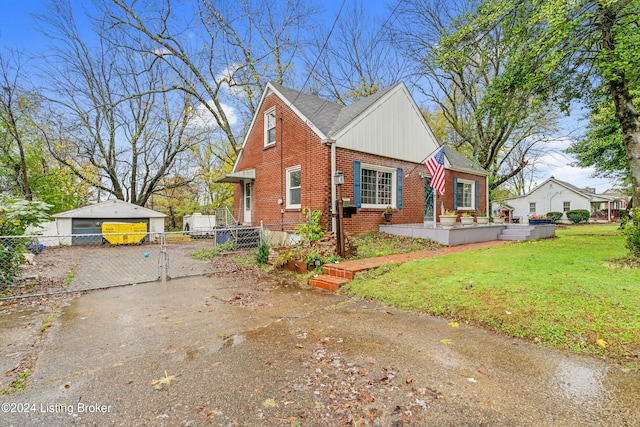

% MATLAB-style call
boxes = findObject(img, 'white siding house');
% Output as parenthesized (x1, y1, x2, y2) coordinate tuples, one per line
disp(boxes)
(494, 177, 623, 223)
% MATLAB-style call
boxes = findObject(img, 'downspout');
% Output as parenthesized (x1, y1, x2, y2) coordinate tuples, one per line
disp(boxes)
(280, 113, 284, 231)
(323, 137, 337, 232)
(549, 191, 560, 214)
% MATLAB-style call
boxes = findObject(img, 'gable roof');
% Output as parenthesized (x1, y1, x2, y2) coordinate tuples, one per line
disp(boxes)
(233, 82, 486, 173)
(504, 177, 615, 202)
(329, 84, 399, 134)
(53, 199, 167, 218)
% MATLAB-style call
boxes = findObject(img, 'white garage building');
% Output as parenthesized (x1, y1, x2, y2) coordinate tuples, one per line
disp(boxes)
(53, 199, 166, 245)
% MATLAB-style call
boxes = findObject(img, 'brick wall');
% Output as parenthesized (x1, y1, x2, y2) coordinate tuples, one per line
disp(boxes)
(336, 148, 425, 234)
(435, 170, 488, 220)
(234, 92, 331, 229)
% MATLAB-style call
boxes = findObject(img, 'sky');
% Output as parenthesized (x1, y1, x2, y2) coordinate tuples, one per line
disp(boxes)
(0, 0, 620, 194)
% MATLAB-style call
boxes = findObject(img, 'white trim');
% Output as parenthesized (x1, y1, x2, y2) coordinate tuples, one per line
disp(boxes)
(264, 106, 276, 148)
(455, 178, 476, 210)
(285, 165, 301, 209)
(360, 163, 397, 209)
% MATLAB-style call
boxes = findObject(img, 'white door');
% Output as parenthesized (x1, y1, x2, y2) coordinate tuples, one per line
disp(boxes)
(243, 181, 252, 224)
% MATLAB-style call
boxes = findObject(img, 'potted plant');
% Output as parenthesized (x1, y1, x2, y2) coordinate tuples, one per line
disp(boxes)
(475, 210, 490, 225)
(460, 212, 474, 226)
(439, 209, 457, 228)
(382, 206, 394, 225)
(494, 212, 506, 224)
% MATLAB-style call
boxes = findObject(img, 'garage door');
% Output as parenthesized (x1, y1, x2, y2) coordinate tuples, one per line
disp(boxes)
(72, 218, 150, 245)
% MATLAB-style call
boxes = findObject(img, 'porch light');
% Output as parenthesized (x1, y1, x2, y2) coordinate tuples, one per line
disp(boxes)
(334, 170, 344, 186)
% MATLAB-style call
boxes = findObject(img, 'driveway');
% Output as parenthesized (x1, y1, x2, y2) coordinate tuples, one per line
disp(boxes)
(1, 269, 640, 426)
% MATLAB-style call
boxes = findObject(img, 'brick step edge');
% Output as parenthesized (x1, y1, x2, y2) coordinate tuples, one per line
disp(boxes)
(309, 274, 350, 291)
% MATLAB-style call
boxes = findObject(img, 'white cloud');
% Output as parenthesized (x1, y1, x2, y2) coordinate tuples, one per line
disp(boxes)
(535, 150, 617, 193)
(189, 100, 238, 128)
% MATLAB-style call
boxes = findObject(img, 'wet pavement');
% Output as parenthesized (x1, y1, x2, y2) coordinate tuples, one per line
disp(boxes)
(2, 274, 640, 426)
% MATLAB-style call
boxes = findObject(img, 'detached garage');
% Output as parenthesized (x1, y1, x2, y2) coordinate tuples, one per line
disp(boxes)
(53, 199, 166, 245)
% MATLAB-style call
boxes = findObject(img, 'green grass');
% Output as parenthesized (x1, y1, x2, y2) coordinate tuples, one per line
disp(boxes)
(353, 232, 442, 258)
(343, 224, 640, 368)
(0, 369, 30, 395)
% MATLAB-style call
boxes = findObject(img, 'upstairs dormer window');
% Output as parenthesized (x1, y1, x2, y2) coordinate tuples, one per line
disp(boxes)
(264, 107, 276, 147)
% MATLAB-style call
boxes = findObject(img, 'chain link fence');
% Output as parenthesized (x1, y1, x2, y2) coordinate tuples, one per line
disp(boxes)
(0, 225, 262, 299)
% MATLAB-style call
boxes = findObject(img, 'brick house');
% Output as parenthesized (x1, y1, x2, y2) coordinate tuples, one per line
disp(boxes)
(218, 82, 489, 234)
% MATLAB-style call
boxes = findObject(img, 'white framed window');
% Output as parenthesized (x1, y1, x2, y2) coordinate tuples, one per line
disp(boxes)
(361, 164, 396, 208)
(563, 201, 570, 212)
(529, 202, 536, 213)
(264, 107, 276, 147)
(455, 178, 475, 210)
(286, 166, 301, 208)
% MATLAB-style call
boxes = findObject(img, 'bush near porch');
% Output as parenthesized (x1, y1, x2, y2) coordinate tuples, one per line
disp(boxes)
(342, 224, 640, 370)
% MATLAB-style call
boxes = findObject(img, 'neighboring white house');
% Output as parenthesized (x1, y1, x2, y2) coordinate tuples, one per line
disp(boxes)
(493, 177, 628, 223)
(52, 199, 166, 245)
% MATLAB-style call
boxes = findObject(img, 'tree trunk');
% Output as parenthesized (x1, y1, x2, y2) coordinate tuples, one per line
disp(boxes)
(599, 3, 640, 206)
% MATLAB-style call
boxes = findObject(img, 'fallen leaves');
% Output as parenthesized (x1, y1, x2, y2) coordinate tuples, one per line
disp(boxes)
(262, 398, 277, 408)
(151, 371, 178, 390)
(596, 339, 608, 348)
(440, 338, 453, 345)
(448, 322, 459, 328)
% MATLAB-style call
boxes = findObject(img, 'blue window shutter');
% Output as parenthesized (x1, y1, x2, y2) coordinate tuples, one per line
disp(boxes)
(353, 160, 361, 208)
(453, 176, 458, 210)
(397, 168, 403, 210)
(475, 180, 480, 210)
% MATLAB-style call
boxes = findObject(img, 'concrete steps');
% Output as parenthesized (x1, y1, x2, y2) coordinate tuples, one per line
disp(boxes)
(498, 225, 540, 241)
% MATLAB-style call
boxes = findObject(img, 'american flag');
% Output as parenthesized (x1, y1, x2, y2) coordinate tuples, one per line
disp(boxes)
(424, 147, 445, 196)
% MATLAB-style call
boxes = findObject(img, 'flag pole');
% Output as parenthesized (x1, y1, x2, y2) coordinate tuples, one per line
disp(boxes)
(406, 144, 444, 177)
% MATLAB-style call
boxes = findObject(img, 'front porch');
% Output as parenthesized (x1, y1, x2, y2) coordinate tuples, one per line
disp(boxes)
(380, 223, 556, 246)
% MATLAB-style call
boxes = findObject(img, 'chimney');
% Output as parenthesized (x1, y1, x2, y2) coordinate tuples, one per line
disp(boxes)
(583, 187, 596, 194)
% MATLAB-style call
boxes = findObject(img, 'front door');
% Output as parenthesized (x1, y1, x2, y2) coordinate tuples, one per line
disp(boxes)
(424, 177, 435, 226)
(243, 181, 252, 224)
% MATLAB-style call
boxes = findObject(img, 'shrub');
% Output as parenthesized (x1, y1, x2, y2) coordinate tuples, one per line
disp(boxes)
(621, 208, 640, 257)
(565, 209, 590, 224)
(546, 212, 563, 223)
(294, 208, 324, 241)
(255, 243, 269, 265)
(0, 198, 52, 287)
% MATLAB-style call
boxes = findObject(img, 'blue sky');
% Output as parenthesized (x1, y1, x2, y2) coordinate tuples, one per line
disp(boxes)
(0, 0, 618, 193)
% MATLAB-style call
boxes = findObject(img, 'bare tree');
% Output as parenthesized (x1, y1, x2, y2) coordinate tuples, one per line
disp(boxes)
(105, 0, 316, 161)
(304, 0, 406, 105)
(37, 0, 206, 205)
(0, 51, 34, 199)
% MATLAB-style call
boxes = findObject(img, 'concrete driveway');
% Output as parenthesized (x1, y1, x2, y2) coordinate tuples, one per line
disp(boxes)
(2, 271, 640, 426)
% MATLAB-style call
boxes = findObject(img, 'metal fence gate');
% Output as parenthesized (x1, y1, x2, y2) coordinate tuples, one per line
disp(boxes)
(0, 226, 262, 298)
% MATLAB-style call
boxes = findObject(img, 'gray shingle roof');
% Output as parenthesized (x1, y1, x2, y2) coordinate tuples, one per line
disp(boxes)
(443, 145, 486, 174)
(268, 83, 343, 136)
(329, 84, 400, 134)
(267, 83, 487, 174)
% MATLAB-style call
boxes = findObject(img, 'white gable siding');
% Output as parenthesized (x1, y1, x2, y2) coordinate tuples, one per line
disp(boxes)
(501, 182, 592, 220)
(333, 87, 439, 163)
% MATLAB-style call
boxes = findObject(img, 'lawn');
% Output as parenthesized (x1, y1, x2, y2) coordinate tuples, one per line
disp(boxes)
(342, 224, 640, 369)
